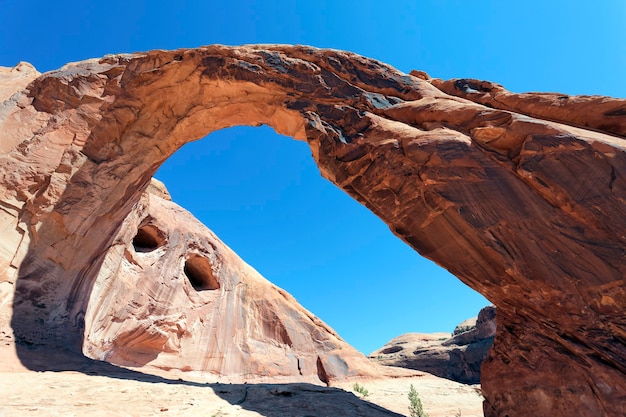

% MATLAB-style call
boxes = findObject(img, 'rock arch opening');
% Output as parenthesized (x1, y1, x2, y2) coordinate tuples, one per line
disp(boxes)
(156, 125, 489, 354)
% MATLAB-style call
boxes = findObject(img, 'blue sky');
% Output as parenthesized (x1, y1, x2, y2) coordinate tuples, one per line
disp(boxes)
(2, 1, 625, 354)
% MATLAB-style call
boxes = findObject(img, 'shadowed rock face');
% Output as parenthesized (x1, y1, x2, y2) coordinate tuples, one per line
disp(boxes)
(0, 45, 625, 416)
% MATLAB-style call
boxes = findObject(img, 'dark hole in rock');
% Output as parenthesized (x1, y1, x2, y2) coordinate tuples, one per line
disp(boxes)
(184, 254, 220, 291)
(316, 357, 329, 386)
(133, 225, 165, 252)
(381, 345, 403, 354)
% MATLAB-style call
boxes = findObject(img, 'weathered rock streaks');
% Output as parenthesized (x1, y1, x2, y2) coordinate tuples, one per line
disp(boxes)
(82, 180, 376, 382)
(0, 45, 625, 416)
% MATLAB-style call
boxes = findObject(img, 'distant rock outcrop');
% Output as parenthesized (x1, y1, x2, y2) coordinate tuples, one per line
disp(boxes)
(1, 45, 625, 416)
(370, 306, 496, 384)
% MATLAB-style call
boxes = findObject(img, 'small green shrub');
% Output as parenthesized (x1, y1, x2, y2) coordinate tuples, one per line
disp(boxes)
(353, 382, 369, 397)
(408, 384, 428, 417)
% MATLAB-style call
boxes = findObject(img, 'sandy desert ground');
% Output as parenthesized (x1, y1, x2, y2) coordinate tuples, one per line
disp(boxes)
(0, 343, 483, 417)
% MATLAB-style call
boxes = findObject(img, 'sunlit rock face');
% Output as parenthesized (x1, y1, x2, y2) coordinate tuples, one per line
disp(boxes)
(371, 306, 496, 384)
(0, 45, 625, 416)
(81, 179, 375, 383)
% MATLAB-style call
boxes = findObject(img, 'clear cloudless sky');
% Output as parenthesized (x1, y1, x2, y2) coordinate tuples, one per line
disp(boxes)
(2, 1, 625, 354)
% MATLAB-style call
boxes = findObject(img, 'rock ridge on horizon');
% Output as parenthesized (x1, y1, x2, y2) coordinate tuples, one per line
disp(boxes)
(371, 306, 496, 384)
(0, 45, 625, 416)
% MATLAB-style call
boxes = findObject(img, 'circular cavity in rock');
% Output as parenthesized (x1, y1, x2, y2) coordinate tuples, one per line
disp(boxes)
(184, 254, 219, 291)
(132, 224, 166, 252)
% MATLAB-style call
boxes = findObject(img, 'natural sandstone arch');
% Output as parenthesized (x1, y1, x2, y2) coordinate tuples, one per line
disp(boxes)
(1, 45, 625, 416)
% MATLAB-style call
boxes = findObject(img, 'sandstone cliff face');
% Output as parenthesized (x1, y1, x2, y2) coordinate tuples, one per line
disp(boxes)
(82, 179, 376, 382)
(1, 45, 625, 416)
(371, 306, 496, 384)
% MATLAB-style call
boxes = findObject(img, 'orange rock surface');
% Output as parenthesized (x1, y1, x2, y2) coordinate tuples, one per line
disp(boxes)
(1, 45, 625, 416)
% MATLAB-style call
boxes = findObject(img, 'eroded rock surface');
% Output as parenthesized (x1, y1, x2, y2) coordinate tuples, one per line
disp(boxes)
(1, 45, 625, 416)
(371, 306, 496, 384)
(82, 180, 381, 382)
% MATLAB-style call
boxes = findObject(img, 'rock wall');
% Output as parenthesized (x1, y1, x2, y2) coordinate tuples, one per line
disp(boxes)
(82, 179, 377, 382)
(371, 306, 496, 384)
(1, 45, 625, 416)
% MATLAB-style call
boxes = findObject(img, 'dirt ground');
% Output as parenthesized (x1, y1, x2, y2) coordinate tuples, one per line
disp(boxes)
(0, 344, 484, 417)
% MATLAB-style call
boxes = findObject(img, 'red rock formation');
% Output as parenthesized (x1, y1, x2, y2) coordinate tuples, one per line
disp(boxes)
(82, 179, 377, 382)
(1, 45, 625, 416)
(0, 61, 391, 384)
(371, 306, 496, 384)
